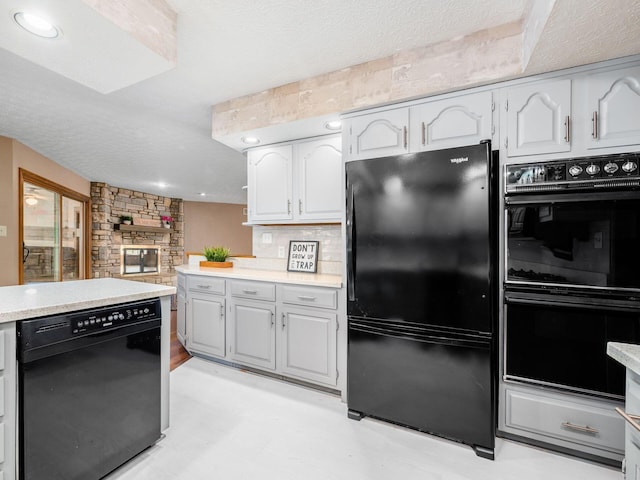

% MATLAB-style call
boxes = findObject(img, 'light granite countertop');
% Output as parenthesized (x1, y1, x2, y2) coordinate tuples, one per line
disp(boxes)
(608, 342, 640, 375)
(176, 264, 343, 288)
(0, 278, 176, 323)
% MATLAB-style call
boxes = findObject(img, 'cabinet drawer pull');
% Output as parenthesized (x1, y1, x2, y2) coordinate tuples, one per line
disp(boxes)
(242, 289, 258, 294)
(592, 111, 598, 139)
(616, 407, 640, 433)
(197, 284, 211, 289)
(564, 115, 570, 143)
(297, 295, 317, 301)
(561, 421, 598, 435)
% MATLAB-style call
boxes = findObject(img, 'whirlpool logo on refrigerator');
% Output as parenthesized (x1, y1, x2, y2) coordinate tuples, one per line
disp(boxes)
(450, 157, 469, 164)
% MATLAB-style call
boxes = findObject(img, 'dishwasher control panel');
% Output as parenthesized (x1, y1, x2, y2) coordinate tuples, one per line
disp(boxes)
(70, 299, 161, 334)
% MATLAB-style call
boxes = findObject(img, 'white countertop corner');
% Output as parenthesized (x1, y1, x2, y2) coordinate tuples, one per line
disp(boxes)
(0, 278, 176, 323)
(607, 342, 640, 374)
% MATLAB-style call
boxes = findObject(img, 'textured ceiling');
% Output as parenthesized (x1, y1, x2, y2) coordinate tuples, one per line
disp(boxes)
(0, 0, 636, 204)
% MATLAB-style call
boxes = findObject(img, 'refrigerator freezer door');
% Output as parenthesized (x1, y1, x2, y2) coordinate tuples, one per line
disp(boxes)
(347, 320, 495, 455)
(346, 143, 493, 333)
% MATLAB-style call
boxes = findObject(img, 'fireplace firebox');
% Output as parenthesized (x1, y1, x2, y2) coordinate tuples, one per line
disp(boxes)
(120, 246, 160, 275)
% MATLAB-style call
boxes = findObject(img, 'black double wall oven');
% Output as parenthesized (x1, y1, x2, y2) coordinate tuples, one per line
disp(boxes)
(504, 153, 640, 400)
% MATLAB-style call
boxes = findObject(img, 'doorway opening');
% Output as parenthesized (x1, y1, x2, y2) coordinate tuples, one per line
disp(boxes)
(20, 169, 90, 284)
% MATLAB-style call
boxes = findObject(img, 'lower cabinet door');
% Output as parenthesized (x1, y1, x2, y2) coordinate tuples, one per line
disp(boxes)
(188, 292, 226, 358)
(280, 306, 337, 387)
(230, 300, 276, 370)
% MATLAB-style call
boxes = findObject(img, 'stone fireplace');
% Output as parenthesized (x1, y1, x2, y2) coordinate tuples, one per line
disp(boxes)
(91, 182, 183, 286)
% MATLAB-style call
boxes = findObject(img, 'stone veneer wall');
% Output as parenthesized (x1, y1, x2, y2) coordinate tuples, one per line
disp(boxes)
(91, 182, 183, 286)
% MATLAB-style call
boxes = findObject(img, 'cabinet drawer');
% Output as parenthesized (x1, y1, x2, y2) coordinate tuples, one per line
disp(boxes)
(188, 276, 225, 295)
(505, 388, 624, 453)
(282, 285, 337, 309)
(230, 280, 275, 301)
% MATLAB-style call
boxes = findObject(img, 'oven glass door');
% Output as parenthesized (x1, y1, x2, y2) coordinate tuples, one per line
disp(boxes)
(506, 196, 640, 291)
(505, 296, 640, 398)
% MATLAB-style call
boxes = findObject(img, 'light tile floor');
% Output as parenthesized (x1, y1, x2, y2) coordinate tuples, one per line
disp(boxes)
(106, 357, 622, 480)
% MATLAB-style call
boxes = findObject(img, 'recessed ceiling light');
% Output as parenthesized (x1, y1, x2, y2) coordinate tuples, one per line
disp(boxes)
(324, 120, 342, 131)
(14, 11, 60, 39)
(199, 192, 206, 196)
(241, 136, 260, 146)
(157, 182, 168, 188)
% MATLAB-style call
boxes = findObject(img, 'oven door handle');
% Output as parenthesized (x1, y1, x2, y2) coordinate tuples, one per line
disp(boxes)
(504, 293, 640, 312)
(505, 189, 640, 205)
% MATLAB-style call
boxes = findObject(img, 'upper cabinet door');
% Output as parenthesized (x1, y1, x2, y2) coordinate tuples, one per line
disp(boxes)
(410, 91, 493, 152)
(247, 145, 293, 222)
(506, 79, 572, 157)
(296, 136, 342, 222)
(587, 66, 640, 150)
(347, 108, 409, 160)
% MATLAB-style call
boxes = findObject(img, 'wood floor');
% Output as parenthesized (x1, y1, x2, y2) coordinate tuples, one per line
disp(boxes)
(169, 309, 191, 371)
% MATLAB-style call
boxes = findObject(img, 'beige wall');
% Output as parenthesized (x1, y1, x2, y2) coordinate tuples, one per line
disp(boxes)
(0, 136, 91, 286)
(183, 201, 251, 260)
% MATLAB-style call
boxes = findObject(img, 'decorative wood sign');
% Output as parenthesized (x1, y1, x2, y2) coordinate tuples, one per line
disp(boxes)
(287, 241, 319, 273)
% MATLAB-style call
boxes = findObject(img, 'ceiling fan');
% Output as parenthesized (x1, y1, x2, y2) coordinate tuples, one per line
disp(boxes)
(24, 186, 49, 206)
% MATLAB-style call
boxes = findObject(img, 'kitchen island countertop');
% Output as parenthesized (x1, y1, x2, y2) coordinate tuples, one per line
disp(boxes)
(176, 264, 342, 288)
(0, 277, 176, 323)
(608, 342, 640, 374)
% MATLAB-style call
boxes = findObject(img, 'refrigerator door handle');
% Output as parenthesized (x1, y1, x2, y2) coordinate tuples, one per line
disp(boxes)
(347, 181, 356, 301)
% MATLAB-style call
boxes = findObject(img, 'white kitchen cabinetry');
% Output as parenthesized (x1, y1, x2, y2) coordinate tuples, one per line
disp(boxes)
(279, 284, 338, 387)
(229, 280, 276, 370)
(346, 108, 409, 160)
(586, 66, 640, 150)
(621, 369, 640, 479)
(500, 383, 623, 463)
(296, 136, 342, 221)
(246, 136, 341, 224)
(409, 91, 493, 152)
(176, 273, 187, 346)
(247, 144, 293, 222)
(280, 306, 337, 387)
(505, 79, 572, 157)
(0, 324, 15, 480)
(186, 277, 226, 358)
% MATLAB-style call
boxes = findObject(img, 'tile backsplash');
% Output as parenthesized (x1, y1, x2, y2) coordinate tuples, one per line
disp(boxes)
(249, 225, 343, 275)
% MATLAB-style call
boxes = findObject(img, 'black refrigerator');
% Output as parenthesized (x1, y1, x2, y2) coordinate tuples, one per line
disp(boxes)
(346, 142, 496, 459)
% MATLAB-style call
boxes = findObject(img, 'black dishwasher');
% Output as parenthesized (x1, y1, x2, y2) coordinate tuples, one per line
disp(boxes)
(18, 298, 162, 480)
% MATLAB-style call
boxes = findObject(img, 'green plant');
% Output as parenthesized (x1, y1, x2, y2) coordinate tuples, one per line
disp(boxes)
(203, 246, 230, 262)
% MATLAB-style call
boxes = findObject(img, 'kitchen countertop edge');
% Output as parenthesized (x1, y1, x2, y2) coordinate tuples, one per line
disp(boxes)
(0, 278, 176, 323)
(608, 342, 640, 375)
(176, 265, 343, 288)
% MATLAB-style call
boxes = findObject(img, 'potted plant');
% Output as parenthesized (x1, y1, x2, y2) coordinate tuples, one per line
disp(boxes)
(161, 215, 173, 228)
(200, 246, 232, 268)
(120, 215, 133, 225)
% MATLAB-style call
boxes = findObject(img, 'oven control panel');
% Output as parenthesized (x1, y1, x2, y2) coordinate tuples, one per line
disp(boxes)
(70, 299, 161, 334)
(506, 153, 640, 192)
